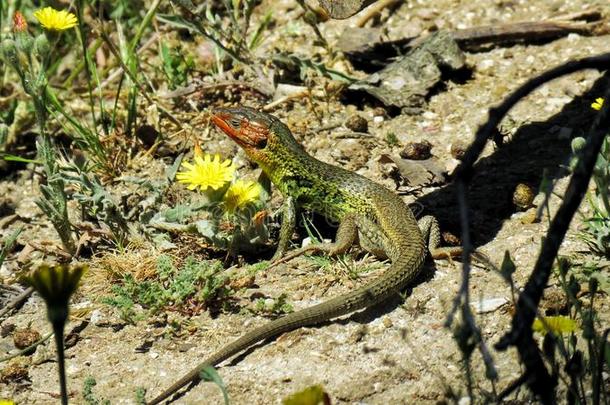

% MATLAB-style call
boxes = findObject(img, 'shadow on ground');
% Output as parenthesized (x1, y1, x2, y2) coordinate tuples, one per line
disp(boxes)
(419, 71, 609, 247)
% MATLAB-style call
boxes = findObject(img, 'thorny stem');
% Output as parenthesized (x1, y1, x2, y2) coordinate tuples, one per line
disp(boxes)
(451, 52, 610, 403)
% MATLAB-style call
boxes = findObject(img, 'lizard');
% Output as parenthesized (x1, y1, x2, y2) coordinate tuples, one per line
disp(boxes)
(148, 106, 461, 404)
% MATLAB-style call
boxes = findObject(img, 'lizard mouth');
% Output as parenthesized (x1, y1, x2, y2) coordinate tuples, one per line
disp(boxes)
(211, 108, 269, 149)
(211, 110, 246, 147)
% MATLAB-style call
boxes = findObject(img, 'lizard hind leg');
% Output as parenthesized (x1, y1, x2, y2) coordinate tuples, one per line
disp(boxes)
(417, 215, 462, 261)
(268, 213, 360, 268)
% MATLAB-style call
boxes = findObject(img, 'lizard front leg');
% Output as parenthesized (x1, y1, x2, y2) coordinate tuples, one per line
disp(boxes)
(271, 196, 297, 261)
(269, 213, 359, 267)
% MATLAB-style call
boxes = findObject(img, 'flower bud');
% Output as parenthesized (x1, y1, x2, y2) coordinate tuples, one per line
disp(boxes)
(1, 39, 19, 66)
(13, 11, 28, 32)
(16, 34, 34, 54)
(570, 137, 586, 154)
(34, 34, 50, 58)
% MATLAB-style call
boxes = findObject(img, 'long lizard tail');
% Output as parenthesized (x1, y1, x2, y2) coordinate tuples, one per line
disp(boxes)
(148, 246, 424, 404)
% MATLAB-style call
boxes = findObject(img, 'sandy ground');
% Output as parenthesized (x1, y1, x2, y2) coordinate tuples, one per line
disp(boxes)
(1, 0, 609, 404)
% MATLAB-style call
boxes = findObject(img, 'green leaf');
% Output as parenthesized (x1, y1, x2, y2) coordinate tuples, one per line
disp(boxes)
(195, 219, 217, 239)
(164, 205, 194, 223)
(1, 153, 41, 164)
(500, 250, 516, 282)
(0, 226, 23, 268)
(200, 366, 229, 405)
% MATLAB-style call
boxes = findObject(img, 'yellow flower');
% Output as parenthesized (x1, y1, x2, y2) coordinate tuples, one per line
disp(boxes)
(34, 7, 78, 31)
(0, 400, 16, 405)
(23, 264, 86, 307)
(223, 180, 262, 213)
(532, 315, 579, 336)
(591, 97, 604, 111)
(176, 153, 235, 191)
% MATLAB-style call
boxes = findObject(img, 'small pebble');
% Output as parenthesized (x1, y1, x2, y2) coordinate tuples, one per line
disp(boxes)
(450, 141, 468, 160)
(264, 298, 275, 311)
(520, 208, 540, 224)
(90, 309, 104, 326)
(458, 396, 472, 405)
(345, 114, 368, 133)
(400, 141, 432, 160)
(442, 231, 461, 246)
(13, 328, 41, 350)
(0, 360, 29, 383)
(541, 287, 568, 315)
(1, 323, 15, 338)
(382, 317, 393, 328)
(513, 183, 535, 210)
(472, 297, 508, 314)
(372, 107, 387, 118)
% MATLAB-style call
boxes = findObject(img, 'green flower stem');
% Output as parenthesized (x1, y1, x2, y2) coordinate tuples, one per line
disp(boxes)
(52, 321, 68, 405)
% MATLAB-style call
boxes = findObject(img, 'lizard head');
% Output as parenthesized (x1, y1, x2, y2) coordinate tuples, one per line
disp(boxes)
(211, 107, 303, 172)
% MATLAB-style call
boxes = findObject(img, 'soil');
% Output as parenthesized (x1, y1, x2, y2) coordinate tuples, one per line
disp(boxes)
(1, 1, 609, 404)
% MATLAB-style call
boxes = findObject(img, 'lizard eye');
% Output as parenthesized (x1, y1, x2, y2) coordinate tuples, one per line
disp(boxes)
(229, 116, 242, 128)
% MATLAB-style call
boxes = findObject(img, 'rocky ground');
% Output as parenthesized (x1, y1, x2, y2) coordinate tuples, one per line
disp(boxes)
(1, 0, 609, 404)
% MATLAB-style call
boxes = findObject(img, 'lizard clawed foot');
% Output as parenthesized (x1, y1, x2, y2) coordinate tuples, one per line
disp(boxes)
(267, 243, 326, 270)
(429, 246, 462, 266)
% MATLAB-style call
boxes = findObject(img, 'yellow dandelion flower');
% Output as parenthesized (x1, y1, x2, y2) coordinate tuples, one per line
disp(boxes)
(176, 153, 235, 191)
(34, 7, 78, 31)
(591, 97, 604, 111)
(532, 315, 579, 336)
(223, 180, 262, 213)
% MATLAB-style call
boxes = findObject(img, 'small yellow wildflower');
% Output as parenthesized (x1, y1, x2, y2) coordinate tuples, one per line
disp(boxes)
(176, 153, 235, 191)
(223, 180, 262, 213)
(532, 315, 578, 336)
(34, 7, 78, 31)
(591, 97, 604, 111)
(0, 400, 16, 405)
(23, 264, 86, 308)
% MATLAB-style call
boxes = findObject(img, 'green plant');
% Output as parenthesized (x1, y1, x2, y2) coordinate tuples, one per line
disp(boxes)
(83, 376, 111, 405)
(579, 135, 609, 256)
(200, 366, 229, 405)
(163, 150, 270, 254)
(158, 0, 273, 73)
(160, 42, 194, 89)
(254, 293, 293, 316)
(22, 264, 86, 405)
(60, 158, 129, 247)
(0, 227, 22, 268)
(1, 11, 76, 252)
(104, 255, 234, 322)
(551, 258, 609, 404)
(385, 131, 399, 146)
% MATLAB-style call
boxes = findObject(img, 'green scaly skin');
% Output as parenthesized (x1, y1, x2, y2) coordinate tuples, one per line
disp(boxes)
(148, 107, 427, 404)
